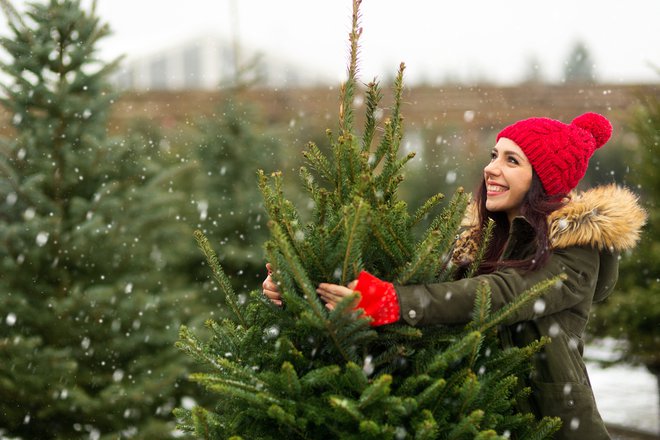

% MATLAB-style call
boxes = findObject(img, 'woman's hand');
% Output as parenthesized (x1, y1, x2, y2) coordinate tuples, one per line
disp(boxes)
(320, 272, 400, 326)
(264, 268, 399, 326)
(262, 263, 282, 306)
(316, 280, 358, 310)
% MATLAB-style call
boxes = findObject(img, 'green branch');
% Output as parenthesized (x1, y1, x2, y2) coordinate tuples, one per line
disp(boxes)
(193, 230, 248, 329)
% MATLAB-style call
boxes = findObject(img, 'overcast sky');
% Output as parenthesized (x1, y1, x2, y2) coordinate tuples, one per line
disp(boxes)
(4, 0, 660, 85)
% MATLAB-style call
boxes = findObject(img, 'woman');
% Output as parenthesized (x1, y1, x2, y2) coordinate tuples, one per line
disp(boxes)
(263, 112, 646, 439)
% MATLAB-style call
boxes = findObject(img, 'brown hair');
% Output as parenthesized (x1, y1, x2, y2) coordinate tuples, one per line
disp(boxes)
(474, 172, 565, 275)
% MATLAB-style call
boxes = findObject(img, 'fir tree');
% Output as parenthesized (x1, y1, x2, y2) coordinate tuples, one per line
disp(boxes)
(0, 1, 202, 438)
(562, 41, 596, 84)
(188, 97, 284, 292)
(176, 1, 561, 438)
(589, 93, 660, 403)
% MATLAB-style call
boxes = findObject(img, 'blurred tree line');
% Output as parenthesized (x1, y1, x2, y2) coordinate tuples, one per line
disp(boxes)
(0, 0, 656, 438)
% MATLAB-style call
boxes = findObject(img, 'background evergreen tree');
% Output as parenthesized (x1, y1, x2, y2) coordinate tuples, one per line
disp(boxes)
(175, 1, 561, 438)
(0, 1, 203, 438)
(187, 97, 285, 292)
(589, 93, 660, 402)
(562, 41, 596, 84)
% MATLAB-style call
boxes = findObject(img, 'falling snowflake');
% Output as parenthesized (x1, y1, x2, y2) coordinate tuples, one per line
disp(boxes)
(36, 231, 49, 246)
(6, 313, 17, 326)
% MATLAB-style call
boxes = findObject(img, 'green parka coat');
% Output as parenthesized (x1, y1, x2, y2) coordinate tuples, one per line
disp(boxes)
(395, 185, 646, 439)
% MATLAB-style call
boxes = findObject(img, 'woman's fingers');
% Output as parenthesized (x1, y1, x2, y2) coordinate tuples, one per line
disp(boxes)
(265, 294, 282, 306)
(317, 282, 360, 308)
(317, 283, 353, 296)
(263, 285, 282, 306)
(263, 285, 281, 298)
(262, 263, 282, 306)
(262, 277, 278, 292)
(263, 288, 280, 299)
(316, 283, 347, 304)
(316, 285, 338, 307)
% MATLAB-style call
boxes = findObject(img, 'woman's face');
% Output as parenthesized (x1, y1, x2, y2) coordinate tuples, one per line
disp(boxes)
(483, 138, 533, 223)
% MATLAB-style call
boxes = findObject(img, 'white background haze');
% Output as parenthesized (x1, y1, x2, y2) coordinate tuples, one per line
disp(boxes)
(3, 0, 658, 85)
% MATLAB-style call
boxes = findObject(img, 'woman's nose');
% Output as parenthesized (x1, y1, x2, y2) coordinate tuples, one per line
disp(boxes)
(484, 160, 500, 176)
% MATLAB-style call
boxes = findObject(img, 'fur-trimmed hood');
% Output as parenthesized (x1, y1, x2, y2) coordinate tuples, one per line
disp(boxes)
(547, 184, 646, 251)
(453, 184, 647, 265)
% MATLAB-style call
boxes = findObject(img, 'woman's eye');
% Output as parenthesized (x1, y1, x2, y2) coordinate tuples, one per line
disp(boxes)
(490, 152, 497, 160)
(508, 156, 519, 165)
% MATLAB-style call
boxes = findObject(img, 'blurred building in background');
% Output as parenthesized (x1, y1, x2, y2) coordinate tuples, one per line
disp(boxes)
(112, 33, 327, 90)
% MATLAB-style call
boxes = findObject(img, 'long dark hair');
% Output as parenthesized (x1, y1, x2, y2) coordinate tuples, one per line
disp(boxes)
(474, 172, 565, 274)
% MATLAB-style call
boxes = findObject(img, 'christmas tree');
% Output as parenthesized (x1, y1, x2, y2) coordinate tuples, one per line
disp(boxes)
(175, 1, 561, 438)
(0, 1, 203, 438)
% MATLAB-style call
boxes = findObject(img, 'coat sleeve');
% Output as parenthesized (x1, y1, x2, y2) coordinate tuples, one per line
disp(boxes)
(395, 246, 600, 327)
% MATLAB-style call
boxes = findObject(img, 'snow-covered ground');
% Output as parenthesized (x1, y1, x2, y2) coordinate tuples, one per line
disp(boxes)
(585, 342, 659, 436)
(588, 362, 659, 435)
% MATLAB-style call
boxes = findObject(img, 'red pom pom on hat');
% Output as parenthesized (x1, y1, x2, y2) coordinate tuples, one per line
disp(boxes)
(571, 112, 612, 148)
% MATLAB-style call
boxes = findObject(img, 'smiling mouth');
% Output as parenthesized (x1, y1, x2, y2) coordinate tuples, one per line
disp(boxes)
(486, 184, 509, 195)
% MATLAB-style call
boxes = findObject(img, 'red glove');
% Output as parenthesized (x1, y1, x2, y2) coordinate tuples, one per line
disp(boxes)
(354, 271, 400, 326)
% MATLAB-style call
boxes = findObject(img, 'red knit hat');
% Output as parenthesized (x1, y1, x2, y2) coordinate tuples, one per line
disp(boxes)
(496, 112, 612, 196)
